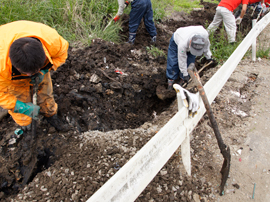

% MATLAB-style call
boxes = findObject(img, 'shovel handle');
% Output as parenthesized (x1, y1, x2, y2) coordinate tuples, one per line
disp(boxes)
(187, 63, 231, 195)
(187, 63, 226, 150)
(32, 76, 39, 139)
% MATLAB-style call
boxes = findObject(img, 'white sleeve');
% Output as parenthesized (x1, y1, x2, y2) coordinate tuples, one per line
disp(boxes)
(203, 39, 212, 59)
(178, 46, 189, 77)
(116, 0, 125, 16)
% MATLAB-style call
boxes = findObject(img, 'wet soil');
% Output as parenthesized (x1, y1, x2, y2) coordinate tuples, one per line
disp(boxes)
(0, 2, 259, 201)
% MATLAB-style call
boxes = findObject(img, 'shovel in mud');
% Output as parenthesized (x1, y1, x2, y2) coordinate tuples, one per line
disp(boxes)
(21, 76, 39, 186)
(187, 63, 231, 195)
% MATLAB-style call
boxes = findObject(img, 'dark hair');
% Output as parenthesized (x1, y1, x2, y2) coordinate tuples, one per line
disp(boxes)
(9, 37, 46, 74)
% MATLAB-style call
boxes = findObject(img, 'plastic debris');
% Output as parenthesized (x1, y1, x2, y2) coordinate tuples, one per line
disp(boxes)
(115, 70, 123, 75)
(237, 149, 242, 155)
(114, 162, 121, 170)
(252, 183, 256, 199)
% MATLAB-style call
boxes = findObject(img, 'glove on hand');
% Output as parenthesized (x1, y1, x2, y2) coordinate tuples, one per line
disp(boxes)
(235, 17, 242, 25)
(125, 1, 129, 7)
(179, 75, 190, 86)
(14, 100, 40, 120)
(183, 75, 190, 82)
(173, 84, 200, 117)
(113, 15, 120, 22)
(30, 69, 49, 84)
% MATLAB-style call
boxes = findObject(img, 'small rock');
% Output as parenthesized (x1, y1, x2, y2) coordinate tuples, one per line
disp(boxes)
(232, 183, 240, 189)
(193, 193, 200, 202)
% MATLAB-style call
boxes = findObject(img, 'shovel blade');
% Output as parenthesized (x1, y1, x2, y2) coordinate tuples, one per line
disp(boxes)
(21, 155, 37, 186)
(219, 146, 231, 195)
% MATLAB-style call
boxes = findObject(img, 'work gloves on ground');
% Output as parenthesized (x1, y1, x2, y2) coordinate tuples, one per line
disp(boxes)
(173, 84, 199, 117)
(235, 17, 242, 25)
(14, 100, 40, 120)
(30, 69, 49, 84)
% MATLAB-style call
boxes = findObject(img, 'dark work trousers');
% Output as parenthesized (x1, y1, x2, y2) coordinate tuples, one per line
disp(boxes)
(166, 34, 196, 80)
(129, 0, 157, 39)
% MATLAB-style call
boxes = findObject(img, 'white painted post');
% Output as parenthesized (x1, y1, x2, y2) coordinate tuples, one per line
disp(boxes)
(252, 19, 257, 62)
(181, 131, 191, 175)
(176, 91, 191, 176)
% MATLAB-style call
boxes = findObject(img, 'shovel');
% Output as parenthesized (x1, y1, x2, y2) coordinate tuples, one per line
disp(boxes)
(187, 63, 231, 196)
(21, 76, 39, 186)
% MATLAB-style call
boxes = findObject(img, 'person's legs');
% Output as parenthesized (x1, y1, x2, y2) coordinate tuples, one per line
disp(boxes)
(143, 0, 157, 39)
(207, 7, 223, 34)
(129, 0, 147, 43)
(166, 34, 179, 89)
(222, 7, 237, 43)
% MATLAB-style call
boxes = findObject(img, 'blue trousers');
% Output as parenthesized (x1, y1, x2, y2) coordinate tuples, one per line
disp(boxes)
(129, 0, 157, 38)
(166, 34, 196, 80)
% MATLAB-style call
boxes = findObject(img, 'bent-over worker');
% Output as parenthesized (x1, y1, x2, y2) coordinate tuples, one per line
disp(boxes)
(166, 25, 213, 90)
(0, 20, 69, 132)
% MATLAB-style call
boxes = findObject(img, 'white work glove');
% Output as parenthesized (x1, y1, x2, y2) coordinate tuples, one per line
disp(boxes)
(173, 84, 200, 117)
(235, 17, 242, 25)
(262, 3, 268, 14)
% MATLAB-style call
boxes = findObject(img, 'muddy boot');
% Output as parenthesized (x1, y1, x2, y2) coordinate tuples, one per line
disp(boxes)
(179, 79, 188, 87)
(45, 114, 70, 132)
(150, 36, 156, 44)
(126, 33, 136, 44)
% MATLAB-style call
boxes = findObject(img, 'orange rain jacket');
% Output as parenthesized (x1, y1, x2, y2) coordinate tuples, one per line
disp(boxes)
(0, 20, 69, 126)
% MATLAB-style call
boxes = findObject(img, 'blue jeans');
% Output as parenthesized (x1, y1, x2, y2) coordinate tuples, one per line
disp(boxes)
(166, 34, 196, 80)
(129, 0, 157, 38)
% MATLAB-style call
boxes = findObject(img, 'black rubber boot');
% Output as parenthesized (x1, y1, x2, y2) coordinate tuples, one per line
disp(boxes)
(45, 114, 70, 132)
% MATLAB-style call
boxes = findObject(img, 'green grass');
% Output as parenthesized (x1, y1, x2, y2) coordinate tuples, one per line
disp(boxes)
(0, 0, 172, 46)
(173, 0, 219, 13)
(146, 45, 167, 59)
(0, 0, 122, 46)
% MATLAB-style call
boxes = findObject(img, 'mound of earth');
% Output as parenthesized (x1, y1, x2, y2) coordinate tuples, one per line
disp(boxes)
(0, 2, 260, 201)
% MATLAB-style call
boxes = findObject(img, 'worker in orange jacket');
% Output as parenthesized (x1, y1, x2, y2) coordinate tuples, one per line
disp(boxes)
(0, 20, 69, 132)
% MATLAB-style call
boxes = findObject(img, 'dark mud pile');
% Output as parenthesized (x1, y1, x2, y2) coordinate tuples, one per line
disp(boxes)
(0, 2, 255, 201)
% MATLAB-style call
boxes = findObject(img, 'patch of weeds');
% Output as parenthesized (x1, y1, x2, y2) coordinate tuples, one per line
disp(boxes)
(146, 45, 167, 59)
(256, 39, 270, 58)
(174, 0, 203, 13)
(209, 26, 243, 62)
